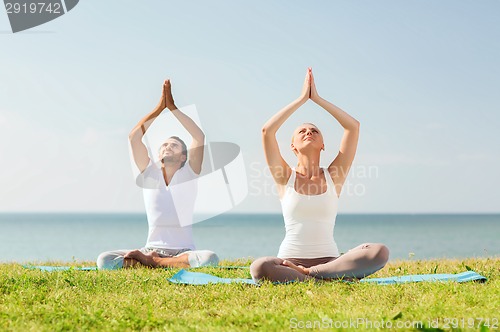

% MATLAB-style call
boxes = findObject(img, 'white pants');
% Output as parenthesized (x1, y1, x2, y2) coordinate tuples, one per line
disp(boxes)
(96, 247, 219, 270)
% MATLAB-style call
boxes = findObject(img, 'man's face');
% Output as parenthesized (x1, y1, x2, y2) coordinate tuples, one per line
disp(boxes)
(158, 138, 186, 164)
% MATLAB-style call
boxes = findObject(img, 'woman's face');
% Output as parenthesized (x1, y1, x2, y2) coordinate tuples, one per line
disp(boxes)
(291, 123, 324, 155)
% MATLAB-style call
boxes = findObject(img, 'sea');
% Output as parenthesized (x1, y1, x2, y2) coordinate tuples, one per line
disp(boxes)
(0, 213, 498, 263)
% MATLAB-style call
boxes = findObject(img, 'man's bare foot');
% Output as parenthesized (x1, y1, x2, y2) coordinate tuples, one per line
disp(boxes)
(124, 250, 159, 267)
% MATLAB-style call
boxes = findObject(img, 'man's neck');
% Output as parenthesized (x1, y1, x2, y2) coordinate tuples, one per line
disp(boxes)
(161, 162, 182, 186)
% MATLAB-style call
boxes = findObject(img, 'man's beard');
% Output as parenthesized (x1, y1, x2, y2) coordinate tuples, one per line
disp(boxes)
(161, 154, 180, 164)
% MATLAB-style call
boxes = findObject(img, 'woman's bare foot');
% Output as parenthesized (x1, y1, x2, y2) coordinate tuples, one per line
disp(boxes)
(281, 260, 310, 275)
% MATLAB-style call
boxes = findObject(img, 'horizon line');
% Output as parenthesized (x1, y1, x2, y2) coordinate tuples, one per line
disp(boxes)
(0, 211, 499, 215)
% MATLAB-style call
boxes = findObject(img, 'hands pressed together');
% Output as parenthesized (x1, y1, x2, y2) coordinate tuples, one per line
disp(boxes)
(158, 79, 177, 111)
(299, 67, 321, 104)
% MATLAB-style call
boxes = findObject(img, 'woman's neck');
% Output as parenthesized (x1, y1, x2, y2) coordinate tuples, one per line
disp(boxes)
(296, 154, 321, 178)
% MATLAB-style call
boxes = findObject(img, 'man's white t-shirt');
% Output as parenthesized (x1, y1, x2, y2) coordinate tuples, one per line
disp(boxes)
(139, 161, 198, 250)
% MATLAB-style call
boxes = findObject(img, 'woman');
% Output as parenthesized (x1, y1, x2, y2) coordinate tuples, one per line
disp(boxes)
(250, 68, 389, 282)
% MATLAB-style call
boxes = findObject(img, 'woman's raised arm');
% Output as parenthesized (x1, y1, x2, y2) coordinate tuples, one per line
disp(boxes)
(262, 68, 311, 186)
(310, 70, 360, 196)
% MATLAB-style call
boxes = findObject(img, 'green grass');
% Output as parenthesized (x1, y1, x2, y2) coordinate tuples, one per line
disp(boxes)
(1, 258, 498, 331)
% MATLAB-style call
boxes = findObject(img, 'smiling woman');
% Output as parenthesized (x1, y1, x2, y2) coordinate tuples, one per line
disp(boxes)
(250, 68, 389, 283)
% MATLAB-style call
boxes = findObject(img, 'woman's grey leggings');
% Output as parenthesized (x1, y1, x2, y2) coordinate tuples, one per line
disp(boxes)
(250, 243, 389, 282)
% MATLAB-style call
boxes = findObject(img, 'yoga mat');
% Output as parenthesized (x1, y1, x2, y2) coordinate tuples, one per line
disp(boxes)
(360, 271, 487, 284)
(168, 270, 486, 285)
(24, 265, 98, 271)
(168, 269, 257, 285)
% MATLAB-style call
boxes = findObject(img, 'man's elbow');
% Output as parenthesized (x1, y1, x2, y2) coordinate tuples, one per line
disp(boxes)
(128, 129, 140, 141)
(191, 133, 205, 147)
(197, 133, 206, 143)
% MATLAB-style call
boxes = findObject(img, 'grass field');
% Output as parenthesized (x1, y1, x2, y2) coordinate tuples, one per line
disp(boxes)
(0, 258, 498, 331)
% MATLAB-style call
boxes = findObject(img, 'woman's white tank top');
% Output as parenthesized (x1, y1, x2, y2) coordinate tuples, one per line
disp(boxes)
(277, 168, 340, 258)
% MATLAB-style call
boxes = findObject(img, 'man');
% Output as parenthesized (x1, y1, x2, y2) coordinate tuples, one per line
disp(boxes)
(97, 79, 218, 269)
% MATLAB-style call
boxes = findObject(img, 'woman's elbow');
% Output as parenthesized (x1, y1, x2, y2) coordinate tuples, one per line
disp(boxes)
(351, 120, 360, 131)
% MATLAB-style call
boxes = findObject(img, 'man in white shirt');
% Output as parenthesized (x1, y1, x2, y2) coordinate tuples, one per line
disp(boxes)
(96, 79, 218, 269)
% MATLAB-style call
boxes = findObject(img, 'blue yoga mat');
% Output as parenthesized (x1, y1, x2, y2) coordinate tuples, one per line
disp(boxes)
(360, 271, 487, 284)
(167, 269, 486, 285)
(169, 269, 257, 285)
(24, 265, 98, 271)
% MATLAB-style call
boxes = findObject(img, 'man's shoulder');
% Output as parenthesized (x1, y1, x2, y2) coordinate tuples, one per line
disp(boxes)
(177, 163, 198, 178)
(137, 161, 162, 188)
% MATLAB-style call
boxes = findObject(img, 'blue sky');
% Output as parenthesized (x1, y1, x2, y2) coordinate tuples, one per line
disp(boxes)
(1, 1, 499, 213)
